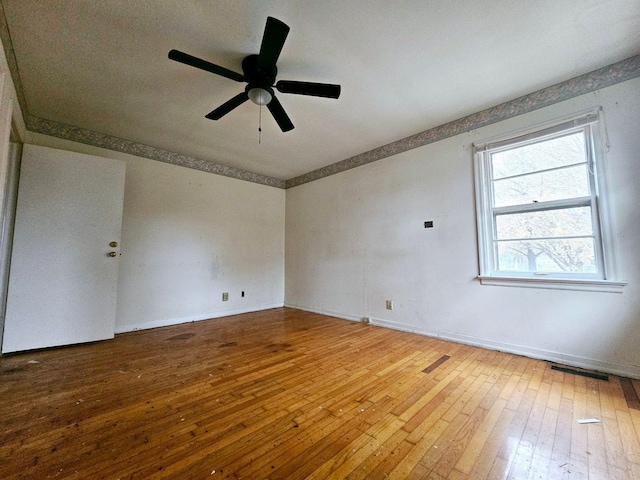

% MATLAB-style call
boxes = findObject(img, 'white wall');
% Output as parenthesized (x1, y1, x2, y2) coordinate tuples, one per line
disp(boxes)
(28, 133, 285, 332)
(285, 77, 640, 378)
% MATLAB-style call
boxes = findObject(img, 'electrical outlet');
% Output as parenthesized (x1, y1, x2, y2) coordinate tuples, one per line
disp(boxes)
(386, 300, 393, 310)
(424, 221, 434, 228)
(222, 292, 229, 301)
(362, 317, 371, 324)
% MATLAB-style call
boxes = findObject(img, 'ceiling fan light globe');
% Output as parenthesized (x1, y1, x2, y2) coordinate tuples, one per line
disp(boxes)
(248, 88, 272, 105)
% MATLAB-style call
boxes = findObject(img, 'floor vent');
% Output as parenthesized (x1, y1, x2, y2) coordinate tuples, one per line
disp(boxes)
(551, 365, 608, 381)
(422, 355, 450, 373)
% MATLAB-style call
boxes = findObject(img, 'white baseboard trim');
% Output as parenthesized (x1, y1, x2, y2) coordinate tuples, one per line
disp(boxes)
(285, 305, 640, 379)
(283, 303, 365, 323)
(370, 317, 640, 379)
(115, 303, 284, 334)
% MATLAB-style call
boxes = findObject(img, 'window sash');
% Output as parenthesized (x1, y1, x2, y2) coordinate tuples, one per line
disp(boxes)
(491, 163, 591, 208)
(490, 160, 587, 183)
(492, 196, 592, 215)
(476, 118, 607, 280)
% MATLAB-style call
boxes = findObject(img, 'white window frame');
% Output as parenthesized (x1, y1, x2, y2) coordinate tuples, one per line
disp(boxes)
(473, 108, 625, 293)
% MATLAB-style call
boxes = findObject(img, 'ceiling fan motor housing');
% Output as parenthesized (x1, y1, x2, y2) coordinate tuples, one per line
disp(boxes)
(242, 54, 276, 91)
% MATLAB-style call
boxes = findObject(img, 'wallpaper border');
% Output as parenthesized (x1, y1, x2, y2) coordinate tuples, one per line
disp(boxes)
(285, 54, 640, 188)
(27, 116, 287, 189)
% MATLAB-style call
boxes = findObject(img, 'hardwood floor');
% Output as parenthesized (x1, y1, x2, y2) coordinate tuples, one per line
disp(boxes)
(1, 307, 639, 479)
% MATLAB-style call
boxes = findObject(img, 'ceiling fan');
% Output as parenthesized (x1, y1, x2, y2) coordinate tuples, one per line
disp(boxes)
(169, 16, 341, 132)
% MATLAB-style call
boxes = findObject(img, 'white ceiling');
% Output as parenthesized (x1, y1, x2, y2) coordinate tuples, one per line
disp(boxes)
(3, 0, 640, 181)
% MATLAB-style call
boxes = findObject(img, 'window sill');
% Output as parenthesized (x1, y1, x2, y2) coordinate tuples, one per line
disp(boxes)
(477, 275, 626, 293)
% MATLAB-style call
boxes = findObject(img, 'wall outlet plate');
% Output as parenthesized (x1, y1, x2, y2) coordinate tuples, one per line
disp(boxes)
(386, 300, 393, 310)
(424, 221, 434, 228)
(222, 292, 229, 301)
(362, 317, 371, 324)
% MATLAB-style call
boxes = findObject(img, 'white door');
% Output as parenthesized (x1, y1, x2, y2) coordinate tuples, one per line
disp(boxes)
(2, 144, 125, 353)
(0, 141, 22, 351)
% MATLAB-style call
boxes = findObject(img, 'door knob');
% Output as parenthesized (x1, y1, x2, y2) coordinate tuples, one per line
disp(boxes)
(108, 252, 117, 257)
(109, 241, 118, 247)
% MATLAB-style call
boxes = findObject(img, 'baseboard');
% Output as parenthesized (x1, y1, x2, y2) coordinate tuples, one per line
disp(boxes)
(283, 303, 365, 323)
(285, 305, 640, 379)
(115, 303, 284, 334)
(370, 317, 640, 379)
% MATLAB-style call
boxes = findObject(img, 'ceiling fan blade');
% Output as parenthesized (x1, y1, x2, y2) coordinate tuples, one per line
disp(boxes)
(205, 92, 249, 120)
(257, 17, 290, 69)
(276, 80, 341, 99)
(267, 95, 294, 132)
(169, 49, 245, 83)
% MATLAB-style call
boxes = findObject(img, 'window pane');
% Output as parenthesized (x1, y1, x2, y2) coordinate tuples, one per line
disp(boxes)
(493, 164, 590, 207)
(491, 132, 586, 179)
(495, 207, 593, 240)
(496, 238, 597, 273)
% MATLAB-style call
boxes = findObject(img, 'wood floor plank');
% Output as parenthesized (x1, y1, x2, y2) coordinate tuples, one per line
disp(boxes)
(304, 414, 405, 480)
(629, 408, 640, 452)
(547, 396, 574, 479)
(620, 377, 640, 410)
(453, 398, 508, 475)
(506, 379, 552, 479)
(585, 378, 610, 479)
(412, 405, 484, 477)
(460, 404, 517, 479)
(615, 408, 640, 466)
(498, 362, 523, 403)
(386, 418, 449, 478)
(547, 376, 564, 411)
(364, 435, 416, 480)
(486, 455, 510, 480)
(527, 401, 557, 479)
(561, 371, 576, 401)
(343, 427, 409, 480)
(1, 307, 639, 479)
(569, 382, 590, 480)
(404, 374, 479, 447)
(415, 356, 511, 478)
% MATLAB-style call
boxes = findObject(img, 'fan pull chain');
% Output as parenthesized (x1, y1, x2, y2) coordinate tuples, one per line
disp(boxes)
(258, 103, 262, 144)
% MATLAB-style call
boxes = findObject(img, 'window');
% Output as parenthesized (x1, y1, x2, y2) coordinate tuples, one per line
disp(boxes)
(474, 109, 625, 292)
